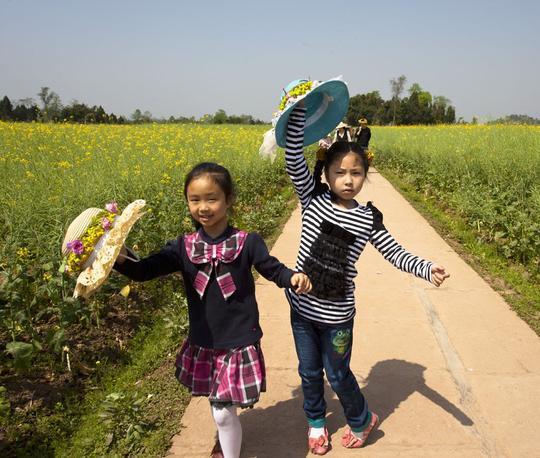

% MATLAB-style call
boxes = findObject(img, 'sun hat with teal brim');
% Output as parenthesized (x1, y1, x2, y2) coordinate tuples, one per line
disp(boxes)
(274, 76, 349, 148)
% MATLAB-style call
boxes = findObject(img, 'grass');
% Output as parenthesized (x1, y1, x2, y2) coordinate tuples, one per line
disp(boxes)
(371, 124, 540, 273)
(376, 166, 540, 336)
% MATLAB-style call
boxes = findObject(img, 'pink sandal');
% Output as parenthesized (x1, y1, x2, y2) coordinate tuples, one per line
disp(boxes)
(308, 426, 331, 455)
(341, 412, 379, 448)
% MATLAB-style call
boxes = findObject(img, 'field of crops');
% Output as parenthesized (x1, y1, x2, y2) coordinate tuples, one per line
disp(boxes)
(2, 120, 539, 453)
(371, 124, 540, 276)
(1, 121, 291, 344)
(0, 121, 297, 453)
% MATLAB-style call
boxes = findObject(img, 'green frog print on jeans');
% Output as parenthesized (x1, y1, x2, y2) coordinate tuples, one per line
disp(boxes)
(332, 329, 352, 356)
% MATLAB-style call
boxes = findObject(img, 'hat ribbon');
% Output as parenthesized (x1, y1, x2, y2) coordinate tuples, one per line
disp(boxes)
(305, 92, 333, 128)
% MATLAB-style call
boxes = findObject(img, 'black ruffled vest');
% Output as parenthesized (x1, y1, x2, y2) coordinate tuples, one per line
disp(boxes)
(302, 220, 356, 301)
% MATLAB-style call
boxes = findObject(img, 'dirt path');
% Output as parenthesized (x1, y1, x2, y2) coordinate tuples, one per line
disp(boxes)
(168, 169, 540, 457)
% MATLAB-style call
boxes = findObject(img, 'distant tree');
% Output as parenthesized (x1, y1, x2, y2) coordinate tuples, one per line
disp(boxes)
(0, 96, 14, 120)
(389, 75, 407, 125)
(170, 115, 196, 123)
(17, 97, 36, 107)
(131, 109, 143, 123)
(346, 91, 385, 125)
(408, 83, 424, 96)
(401, 92, 420, 124)
(38, 87, 62, 122)
(432, 96, 450, 123)
(445, 106, 456, 123)
(488, 114, 540, 125)
(380, 100, 395, 124)
(347, 81, 456, 126)
(509, 114, 539, 124)
(11, 104, 28, 121)
(227, 114, 242, 124)
(199, 114, 212, 124)
(405, 83, 433, 124)
(12, 101, 39, 122)
(213, 109, 228, 124)
(94, 105, 107, 123)
(62, 101, 92, 122)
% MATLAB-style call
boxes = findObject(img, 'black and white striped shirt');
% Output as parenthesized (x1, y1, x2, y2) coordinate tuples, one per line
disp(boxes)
(285, 107, 433, 324)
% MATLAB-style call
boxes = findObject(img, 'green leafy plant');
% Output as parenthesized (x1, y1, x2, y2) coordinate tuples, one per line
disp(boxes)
(98, 391, 154, 452)
(5, 340, 41, 373)
(0, 386, 10, 423)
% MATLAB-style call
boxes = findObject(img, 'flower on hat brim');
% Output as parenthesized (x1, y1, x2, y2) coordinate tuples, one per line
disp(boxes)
(73, 199, 146, 298)
(65, 204, 118, 275)
(278, 81, 313, 111)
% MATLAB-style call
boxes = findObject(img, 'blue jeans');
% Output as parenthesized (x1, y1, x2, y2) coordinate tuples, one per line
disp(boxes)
(291, 310, 369, 429)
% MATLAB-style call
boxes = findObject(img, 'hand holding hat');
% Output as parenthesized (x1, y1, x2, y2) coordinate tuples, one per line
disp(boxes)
(259, 76, 350, 161)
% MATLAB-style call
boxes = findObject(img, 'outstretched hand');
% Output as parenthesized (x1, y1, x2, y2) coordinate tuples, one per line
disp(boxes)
(431, 264, 450, 287)
(291, 272, 312, 294)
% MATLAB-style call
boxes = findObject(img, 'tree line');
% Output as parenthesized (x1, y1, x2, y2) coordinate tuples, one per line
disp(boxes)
(5, 78, 537, 126)
(346, 75, 456, 125)
(0, 87, 264, 125)
(487, 114, 540, 125)
(0, 88, 127, 124)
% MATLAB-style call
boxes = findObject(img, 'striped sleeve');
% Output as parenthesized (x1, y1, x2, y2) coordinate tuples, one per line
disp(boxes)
(285, 106, 315, 211)
(369, 205, 433, 283)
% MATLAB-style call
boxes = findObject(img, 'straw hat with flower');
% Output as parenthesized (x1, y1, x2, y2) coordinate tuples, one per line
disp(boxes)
(61, 200, 146, 298)
(259, 76, 350, 161)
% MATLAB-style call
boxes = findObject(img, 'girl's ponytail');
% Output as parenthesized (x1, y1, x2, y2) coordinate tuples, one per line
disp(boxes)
(313, 147, 329, 195)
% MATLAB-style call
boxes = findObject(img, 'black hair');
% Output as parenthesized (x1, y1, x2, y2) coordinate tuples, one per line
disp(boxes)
(313, 158, 327, 195)
(313, 142, 369, 195)
(183, 162, 236, 202)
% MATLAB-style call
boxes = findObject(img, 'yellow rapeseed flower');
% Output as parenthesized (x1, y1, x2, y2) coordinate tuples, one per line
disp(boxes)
(17, 247, 30, 258)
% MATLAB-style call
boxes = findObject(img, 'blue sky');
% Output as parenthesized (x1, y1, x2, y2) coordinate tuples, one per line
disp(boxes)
(1, 0, 539, 122)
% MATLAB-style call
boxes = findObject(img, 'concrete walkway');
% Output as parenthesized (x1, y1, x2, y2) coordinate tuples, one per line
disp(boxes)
(168, 169, 540, 457)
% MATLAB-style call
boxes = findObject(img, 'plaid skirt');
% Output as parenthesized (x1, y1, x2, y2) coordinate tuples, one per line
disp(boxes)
(175, 340, 266, 408)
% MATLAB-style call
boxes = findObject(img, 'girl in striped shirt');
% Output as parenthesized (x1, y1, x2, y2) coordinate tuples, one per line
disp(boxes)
(284, 105, 449, 454)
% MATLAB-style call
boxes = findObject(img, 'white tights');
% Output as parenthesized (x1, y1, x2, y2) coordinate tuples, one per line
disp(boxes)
(211, 404, 242, 458)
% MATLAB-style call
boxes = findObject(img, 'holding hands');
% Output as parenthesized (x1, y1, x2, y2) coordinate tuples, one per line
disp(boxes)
(431, 264, 450, 287)
(291, 272, 312, 294)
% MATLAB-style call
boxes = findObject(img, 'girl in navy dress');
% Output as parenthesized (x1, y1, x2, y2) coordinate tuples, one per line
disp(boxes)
(115, 162, 312, 458)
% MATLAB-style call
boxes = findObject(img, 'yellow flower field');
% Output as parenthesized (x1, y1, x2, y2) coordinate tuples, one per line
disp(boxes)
(371, 124, 540, 269)
(0, 121, 291, 372)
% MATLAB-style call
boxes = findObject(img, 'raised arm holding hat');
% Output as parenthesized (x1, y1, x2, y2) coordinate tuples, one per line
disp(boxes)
(259, 76, 350, 161)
